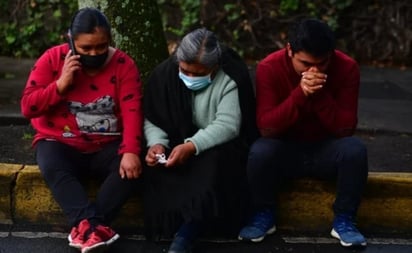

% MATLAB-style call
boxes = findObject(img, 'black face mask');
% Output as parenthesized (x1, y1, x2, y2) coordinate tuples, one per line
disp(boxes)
(79, 51, 109, 69)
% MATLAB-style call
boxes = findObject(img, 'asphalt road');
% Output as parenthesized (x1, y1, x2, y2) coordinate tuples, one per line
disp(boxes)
(0, 230, 411, 253)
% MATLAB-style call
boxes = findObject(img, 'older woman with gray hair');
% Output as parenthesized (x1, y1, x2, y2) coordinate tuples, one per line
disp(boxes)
(143, 28, 258, 252)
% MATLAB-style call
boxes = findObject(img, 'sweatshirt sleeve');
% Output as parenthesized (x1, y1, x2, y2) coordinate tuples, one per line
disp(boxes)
(143, 119, 170, 148)
(310, 62, 360, 137)
(117, 59, 143, 155)
(21, 49, 66, 118)
(185, 80, 241, 154)
(255, 61, 309, 137)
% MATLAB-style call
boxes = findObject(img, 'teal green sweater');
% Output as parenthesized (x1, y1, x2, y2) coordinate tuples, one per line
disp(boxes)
(144, 69, 241, 155)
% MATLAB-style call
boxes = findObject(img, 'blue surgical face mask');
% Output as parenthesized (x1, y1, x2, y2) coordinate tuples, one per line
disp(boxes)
(179, 71, 212, 91)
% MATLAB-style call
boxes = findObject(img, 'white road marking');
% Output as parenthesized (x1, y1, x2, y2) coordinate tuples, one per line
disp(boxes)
(283, 237, 412, 245)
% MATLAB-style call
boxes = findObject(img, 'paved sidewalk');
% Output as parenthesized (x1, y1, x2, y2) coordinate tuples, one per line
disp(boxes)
(358, 66, 412, 134)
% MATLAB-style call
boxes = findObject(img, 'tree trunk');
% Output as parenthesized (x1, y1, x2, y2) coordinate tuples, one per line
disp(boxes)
(77, 0, 169, 83)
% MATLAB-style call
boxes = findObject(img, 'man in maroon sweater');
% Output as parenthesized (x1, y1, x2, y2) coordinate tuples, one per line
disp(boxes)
(238, 18, 368, 248)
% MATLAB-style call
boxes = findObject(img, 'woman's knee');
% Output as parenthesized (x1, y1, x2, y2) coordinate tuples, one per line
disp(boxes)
(36, 141, 78, 181)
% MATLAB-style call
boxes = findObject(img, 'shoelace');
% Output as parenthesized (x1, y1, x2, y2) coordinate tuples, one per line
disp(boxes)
(83, 232, 102, 247)
(335, 218, 359, 233)
(250, 210, 272, 229)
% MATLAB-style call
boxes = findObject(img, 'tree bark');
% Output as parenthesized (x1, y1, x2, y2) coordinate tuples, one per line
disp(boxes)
(77, 0, 169, 83)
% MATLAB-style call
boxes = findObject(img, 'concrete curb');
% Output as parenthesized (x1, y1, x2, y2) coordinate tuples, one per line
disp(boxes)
(278, 172, 412, 233)
(1, 163, 411, 234)
(11, 165, 144, 229)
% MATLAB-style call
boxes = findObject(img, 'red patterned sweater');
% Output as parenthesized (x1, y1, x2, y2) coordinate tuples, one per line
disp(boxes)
(21, 44, 143, 155)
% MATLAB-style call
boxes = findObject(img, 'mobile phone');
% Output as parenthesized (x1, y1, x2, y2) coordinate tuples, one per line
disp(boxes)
(68, 30, 77, 55)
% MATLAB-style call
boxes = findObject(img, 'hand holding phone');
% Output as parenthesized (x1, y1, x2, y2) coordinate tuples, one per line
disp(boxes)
(56, 30, 81, 94)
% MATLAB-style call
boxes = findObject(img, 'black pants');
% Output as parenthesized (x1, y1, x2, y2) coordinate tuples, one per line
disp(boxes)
(36, 140, 139, 227)
(247, 136, 368, 216)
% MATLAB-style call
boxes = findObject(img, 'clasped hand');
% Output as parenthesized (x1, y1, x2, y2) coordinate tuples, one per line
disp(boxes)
(300, 67, 327, 96)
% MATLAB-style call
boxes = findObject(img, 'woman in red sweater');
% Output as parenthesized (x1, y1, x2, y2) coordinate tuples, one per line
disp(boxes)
(21, 7, 143, 253)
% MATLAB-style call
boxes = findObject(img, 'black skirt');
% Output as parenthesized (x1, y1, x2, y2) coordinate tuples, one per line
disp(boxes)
(143, 139, 249, 240)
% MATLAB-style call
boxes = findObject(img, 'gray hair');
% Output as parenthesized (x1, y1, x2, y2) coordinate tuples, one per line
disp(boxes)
(176, 28, 221, 68)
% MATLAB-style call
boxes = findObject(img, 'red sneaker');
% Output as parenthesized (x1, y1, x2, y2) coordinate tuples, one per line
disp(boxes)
(68, 219, 91, 249)
(81, 225, 119, 253)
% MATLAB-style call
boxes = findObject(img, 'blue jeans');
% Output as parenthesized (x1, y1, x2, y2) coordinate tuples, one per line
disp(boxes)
(246, 136, 368, 216)
(36, 140, 139, 227)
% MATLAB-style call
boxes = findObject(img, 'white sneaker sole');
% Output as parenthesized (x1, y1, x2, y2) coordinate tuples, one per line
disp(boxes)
(331, 228, 367, 247)
(67, 234, 82, 249)
(81, 233, 120, 253)
(238, 225, 277, 243)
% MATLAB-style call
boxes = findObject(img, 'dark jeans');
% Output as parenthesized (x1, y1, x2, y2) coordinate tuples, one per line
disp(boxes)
(36, 140, 139, 227)
(247, 136, 368, 217)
